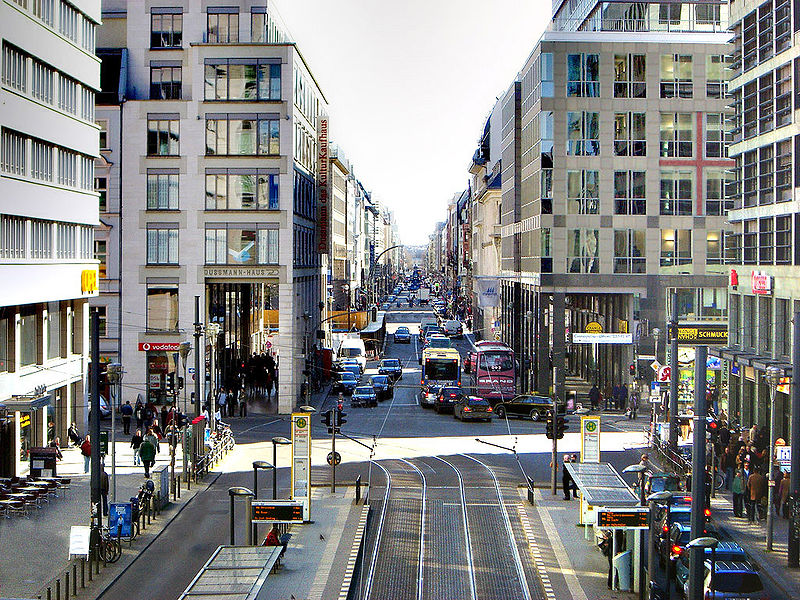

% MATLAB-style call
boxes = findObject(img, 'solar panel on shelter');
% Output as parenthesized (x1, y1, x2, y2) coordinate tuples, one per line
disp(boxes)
(565, 462, 639, 507)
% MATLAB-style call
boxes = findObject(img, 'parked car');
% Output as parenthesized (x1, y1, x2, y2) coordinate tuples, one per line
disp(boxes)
(682, 561, 766, 600)
(434, 386, 464, 414)
(655, 502, 712, 565)
(332, 371, 359, 395)
(378, 358, 403, 381)
(370, 374, 393, 401)
(419, 384, 443, 408)
(454, 396, 493, 422)
(675, 542, 753, 592)
(352, 385, 377, 408)
(494, 394, 562, 420)
(393, 326, 411, 343)
(89, 395, 112, 421)
(443, 320, 463, 337)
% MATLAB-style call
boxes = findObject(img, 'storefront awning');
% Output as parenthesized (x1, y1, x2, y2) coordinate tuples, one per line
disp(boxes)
(565, 462, 639, 507)
(1, 394, 51, 412)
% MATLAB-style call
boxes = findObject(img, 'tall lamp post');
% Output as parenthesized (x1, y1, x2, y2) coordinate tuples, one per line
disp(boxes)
(624, 463, 647, 599)
(178, 341, 192, 414)
(105, 363, 123, 504)
(652, 328, 661, 442)
(765, 365, 781, 551)
(206, 323, 221, 431)
(686, 537, 718, 597)
(271, 436, 291, 500)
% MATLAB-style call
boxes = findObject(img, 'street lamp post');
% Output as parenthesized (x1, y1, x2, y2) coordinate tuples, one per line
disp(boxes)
(766, 365, 782, 551)
(206, 323, 221, 431)
(686, 536, 719, 597)
(228, 487, 254, 546)
(105, 363, 123, 504)
(252, 460, 273, 544)
(624, 463, 647, 599)
(271, 436, 291, 500)
(178, 341, 192, 415)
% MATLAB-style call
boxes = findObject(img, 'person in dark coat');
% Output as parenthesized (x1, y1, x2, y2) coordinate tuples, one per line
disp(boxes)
(589, 385, 600, 411)
(562, 455, 575, 500)
(121, 400, 133, 435)
(100, 468, 109, 516)
(134, 399, 145, 431)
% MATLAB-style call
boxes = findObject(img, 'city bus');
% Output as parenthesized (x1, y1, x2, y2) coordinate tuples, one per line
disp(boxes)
(419, 347, 461, 407)
(472, 342, 516, 404)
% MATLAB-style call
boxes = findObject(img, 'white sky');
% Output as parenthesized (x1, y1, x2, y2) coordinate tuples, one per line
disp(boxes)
(271, 0, 551, 245)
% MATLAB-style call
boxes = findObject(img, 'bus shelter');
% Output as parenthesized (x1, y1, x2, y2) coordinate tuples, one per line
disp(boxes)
(178, 545, 282, 600)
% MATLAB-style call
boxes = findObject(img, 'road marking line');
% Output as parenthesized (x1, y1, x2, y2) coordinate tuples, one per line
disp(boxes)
(338, 504, 370, 600)
(517, 503, 557, 600)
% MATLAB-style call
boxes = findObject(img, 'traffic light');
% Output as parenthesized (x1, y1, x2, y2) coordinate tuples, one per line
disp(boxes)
(336, 408, 347, 427)
(707, 418, 719, 443)
(629, 363, 636, 377)
(545, 412, 554, 440)
(321, 410, 333, 428)
(166, 372, 175, 393)
(556, 415, 569, 439)
(178, 376, 184, 390)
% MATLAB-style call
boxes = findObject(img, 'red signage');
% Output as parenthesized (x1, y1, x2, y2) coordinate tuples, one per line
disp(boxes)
(138, 342, 182, 352)
(730, 269, 738, 287)
(751, 271, 773, 295)
(317, 117, 329, 255)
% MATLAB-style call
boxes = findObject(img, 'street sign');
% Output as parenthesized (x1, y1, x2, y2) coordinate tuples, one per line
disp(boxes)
(596, 507, 649, 529)
(650, 360, 661, 372)
(99, 430, 108, 455)
(657, 365, 671, 382)
(291, 413, 311, 521)
(327, 451, 341, 466)
(580, 416, 601, 463)
(572, 333, 632, 344)
(251, 500, 304, 523)
(777, 446, 792, 469)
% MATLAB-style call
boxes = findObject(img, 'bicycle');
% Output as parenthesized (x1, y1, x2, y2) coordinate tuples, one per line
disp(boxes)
(98, 524, 122, 563)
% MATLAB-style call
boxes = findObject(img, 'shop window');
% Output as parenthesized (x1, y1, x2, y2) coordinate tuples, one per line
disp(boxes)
(47, 301, 61, 360)
(20, 310, 38, 367)
(147, 287, 178, 332)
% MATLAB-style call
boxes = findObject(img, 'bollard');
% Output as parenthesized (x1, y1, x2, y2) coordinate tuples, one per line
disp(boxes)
(88, 555, 92, 582)
(56, 577, 61, 600)
(46, 587, 51, 600)
(65, 571, 69, 599)
(355, 475, 362, 503)
(72, 563, 77, 595)
(81, 558, 85, 588)
(527, 477, 536, 506)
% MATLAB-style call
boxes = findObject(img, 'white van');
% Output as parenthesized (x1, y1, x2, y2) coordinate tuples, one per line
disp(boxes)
(338, 337, 367, 371)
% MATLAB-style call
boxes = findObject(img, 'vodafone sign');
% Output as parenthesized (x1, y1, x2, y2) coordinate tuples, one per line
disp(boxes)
(138, 342, 182, 352)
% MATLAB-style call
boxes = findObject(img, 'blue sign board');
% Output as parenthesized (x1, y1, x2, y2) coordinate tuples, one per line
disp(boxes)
(109, 502, 132, 538)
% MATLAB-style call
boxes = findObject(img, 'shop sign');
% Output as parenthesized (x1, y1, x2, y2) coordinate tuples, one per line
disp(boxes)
(149, 374, 162, 390)
(585, 321, 603, 334)
(778, 377, 790, 394)
(617, 319, 628, 333)
(751, 271, 773, 295)
(676, 323, 728, 345)
(317, 117, 329, 255)
(744, 366, 755, 381)
(572, 333, 632, 344)
(138, 342, 182, 352)
(203, 266, 279, 279)
(80, 269, 98, 293)
(777, 446, 792, 469)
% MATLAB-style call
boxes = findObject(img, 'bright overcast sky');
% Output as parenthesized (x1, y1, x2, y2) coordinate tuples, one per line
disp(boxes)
(271, 0, 550, 246)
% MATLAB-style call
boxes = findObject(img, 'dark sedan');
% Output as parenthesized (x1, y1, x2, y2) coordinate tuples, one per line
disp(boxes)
(352, 386, 377, 408)
(393, 326, 411, 343)
(378, 359, 403, 381)
(370, 374, 393, 401)
(454, 396, 493, 422)
(493, 394, 562, 420)
(434, 386, 464, 414)
(332, 371, 358, 395)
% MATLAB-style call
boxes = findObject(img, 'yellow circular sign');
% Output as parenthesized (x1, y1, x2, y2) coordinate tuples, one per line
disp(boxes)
(296, 417, 307, 429)
(585, 321, 603, 334)
(585, 420, 598, 432)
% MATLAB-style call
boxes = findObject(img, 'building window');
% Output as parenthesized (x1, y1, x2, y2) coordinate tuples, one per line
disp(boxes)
(614, 171, 646, 215)
(97, 120, 108, 149)
(79, 155, 93, 191)
(257, 228, 279, 264)
(56, 223, 75, 259)
(151, 11, 182, 48)
(146, 172, 179, 209)
(707, 231, 723, 264)
(541, 53, 554, 97)
(541, 168, 552, 212)
(58, 0, 79, 42)
(95, 305, 107, 337)
(660, 170, 693, 215)
(540, 111, 553, 160)
(0, 311, 8, 372)
(150, 65, 182, 100)
(705, 169, 733, 215)
(205, 229, 226, 264)
(695, 3, 721, 25)
(20, 310, 38, 367)
(660, 112, 693, 157)
(566, 170, 599, 214)
(146, 228, 178, 265)
(1, 43, 27, 93)
(566, 229, 599, 273)
(205, 170, 279, 210)
(80, 225, 92, 259)
(31, 59, 54, 104)
(33, 0, 55, 26)
(31, 139, 54, 182)
(1, 129, 26, 176)
(660, 54, 692, 98)
(207, 10, 239, 43)
(759, 217, 774, 264)
(31, 220, 52, 259)
(658, 3, 682, 25)
(705, 113, 730, 158)
(95, 176, 107, 212)
(205, 225, 279, 264)
(660, 229, 692, 266)
(613, 112, 646, 156)
(566, 112, 599, 156)
(541, 227, 552, 273)
(0, 215, 26, 259)
(566, 53, 599, 97)
(742, 219, 757, 264)
(147, 118, 179, 156)
(57, 148, 76, 187)
(147, 286, 178, 331)
(758, 72, 774, 134)
(205, 115, 279, 156)
(80, 87, 94, 121)
(613, 54, 646, 98)
(614, 229, 646, 273)
(776, 215, 791, 264)
(95, 240, 107, 278)
(204, 60, 281, 101)
(706, 55, 730, 98)
(743, 81, 757, 139)
(57, 75, 77, 114)
(47, 302, 61, 360)
(251, 9, 289, 43)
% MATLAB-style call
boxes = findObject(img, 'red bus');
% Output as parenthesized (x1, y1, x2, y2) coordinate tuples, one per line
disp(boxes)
(472, 342, 516, 403)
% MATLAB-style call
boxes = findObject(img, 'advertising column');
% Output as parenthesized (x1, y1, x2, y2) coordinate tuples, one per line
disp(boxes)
(291, 413, 311, 521)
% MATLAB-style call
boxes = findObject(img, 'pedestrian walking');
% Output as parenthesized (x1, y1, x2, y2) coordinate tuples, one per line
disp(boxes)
(130, 429, 143, 466)
(779, 471, 791, 517)
(732, 469, 745, 517)
(562, 455, 574, 500)
(160, 405, 168, 430)
(121, 400, 133, 435)
(746, 467, 767, 522)
(80, 435, 91, 473)
(217, 389, 227, 417)
(134, 398, 145, 431)
(239, 395, 247, 417)
(139, 436, 156, 478)
(589, 385, 600, 411)
(100, 467, 109, 516)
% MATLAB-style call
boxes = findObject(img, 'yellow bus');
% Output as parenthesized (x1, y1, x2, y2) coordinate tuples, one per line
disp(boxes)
(419, 347, 461, 407)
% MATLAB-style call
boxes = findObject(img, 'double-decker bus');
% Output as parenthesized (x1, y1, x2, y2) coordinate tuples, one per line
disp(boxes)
(419, 347, 461, 407)
(472, 342, 516, 403)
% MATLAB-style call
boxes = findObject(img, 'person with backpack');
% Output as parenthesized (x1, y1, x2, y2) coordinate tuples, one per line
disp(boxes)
(139, 435, 157, 478)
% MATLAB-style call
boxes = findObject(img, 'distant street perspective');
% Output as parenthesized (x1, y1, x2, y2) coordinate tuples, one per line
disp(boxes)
(3, 0, 800, 599)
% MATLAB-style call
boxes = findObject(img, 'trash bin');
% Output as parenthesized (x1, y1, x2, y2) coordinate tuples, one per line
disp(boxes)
(29, 446, 58, 477)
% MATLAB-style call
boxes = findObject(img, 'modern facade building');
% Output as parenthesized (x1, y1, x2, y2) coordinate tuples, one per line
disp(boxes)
(714, 0, 796, 439)
(494, 0, 734, 401)
(0, 0, 101, 475)
(98, 0, 326, 414)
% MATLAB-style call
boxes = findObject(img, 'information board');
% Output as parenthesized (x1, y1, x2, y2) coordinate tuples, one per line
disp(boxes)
(291, 413, 311, 521)
(251, 500, 304, 523)
(581, 416, 601, 463)
(596, 508, 649, 529)
(68, 525, 90, 558)
(109, 502, 133, 538)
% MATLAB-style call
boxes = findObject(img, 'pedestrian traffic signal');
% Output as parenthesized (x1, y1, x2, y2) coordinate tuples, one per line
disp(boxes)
(321, 410, 333, 427)
(629, 363, 636, 377)
(556, 415, 569, 439)
(336, 408, 347, 427)
(545, 412, 554, 440)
